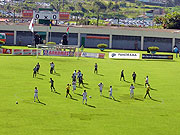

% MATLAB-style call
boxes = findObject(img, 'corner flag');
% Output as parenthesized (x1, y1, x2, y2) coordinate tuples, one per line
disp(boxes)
(49, 20, 52, 30)
(29, 18, 34, 32)
(66, 26, 69, 34)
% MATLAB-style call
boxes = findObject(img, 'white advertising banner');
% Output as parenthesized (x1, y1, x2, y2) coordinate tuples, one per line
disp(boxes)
(81, 52, 99, 58)
(109, 52, 140, 59)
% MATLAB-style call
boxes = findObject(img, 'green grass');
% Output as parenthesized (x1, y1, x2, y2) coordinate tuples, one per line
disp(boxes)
(0, 48, 180, 135)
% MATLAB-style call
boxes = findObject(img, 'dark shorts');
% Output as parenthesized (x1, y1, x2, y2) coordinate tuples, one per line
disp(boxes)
(95, 68, 97, 71)
(66, 90, 70, 93)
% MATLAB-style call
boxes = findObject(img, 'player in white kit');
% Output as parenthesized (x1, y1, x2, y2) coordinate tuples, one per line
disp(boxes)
(72, 80, 76, 93)
(82, 90, 87, 104)
(109, 86, 114, 99)
(34, 87, 40, 102)
(130, 84, 135, 98)
(145, 76, 149, 88)
(98, 82, 103, 96)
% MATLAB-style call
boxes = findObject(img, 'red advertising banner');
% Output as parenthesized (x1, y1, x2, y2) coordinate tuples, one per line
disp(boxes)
(43, 50, 74, 56)
(23, 49, 32, 55)
(3, 49, 12, 54)
(98, 53, 105, 59)
(59, 12, 70, 20)
(13, 49, 23, 55)
(22, 10, 33, 18)
(32, 50, 41, 55)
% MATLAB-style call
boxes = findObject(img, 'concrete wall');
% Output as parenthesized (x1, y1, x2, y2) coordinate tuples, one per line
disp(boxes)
(144, 37, 172, 51)
(112, 35, 141, 50)
(0, 24, 180, 52)
(48, 32, 78, 45)
(80, 34, 109, 48)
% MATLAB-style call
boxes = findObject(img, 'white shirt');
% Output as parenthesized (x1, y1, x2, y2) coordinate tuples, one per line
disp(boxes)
(130, 86, 135, 93)
(73, 71, 76, 77)
(82, 92, 87, 98)
(98, 83, 103, 90)
(110, 88, 112, 94)
(145, 77, 149, 83)
(51, 63, 54, 68)
(34, 89, 38, 93)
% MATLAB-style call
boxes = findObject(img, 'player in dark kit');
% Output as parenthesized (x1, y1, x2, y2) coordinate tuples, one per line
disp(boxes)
(66, 84, 72, 98)
(79, 74, 84, 87)
(120, 70, 125, 81)
(49, 78, 56, 92)
(132, 72, 136, 83)
(144, 84, 152, 99)
(94, 63, 98, 74)
(33, 66, 37, 78)
(36, 63, 40, 73)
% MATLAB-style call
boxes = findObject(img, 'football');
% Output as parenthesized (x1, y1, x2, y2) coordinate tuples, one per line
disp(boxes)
(16, 101, 18, 104)
(89, 96, 92, 98)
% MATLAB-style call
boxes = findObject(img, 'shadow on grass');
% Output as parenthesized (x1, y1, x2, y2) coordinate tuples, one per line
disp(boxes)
(54, 91, 61, 95)
(134, 97, 144, 101)
(85, 104, 96, 108)
(150, 88, 158, 91)
(83, 82, 89, 85)
(97, 73, 104, 76)
(151, 98, 162, 102)
(36, 77, 43, 80)
(35, 101, 46, 105)
(135, 83, 144, 86)
(77, 84, 90, 89)
(70, 97, 78, 101)
(124, 80, 131, 83)
(38, 73, 46, 76)
(75, 92, 83, 97)
(102, 95, 121, 102)
(54, 73, 60, 76)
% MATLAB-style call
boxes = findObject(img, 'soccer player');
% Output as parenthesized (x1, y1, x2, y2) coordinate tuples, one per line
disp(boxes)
(94, 63, 98, 74)
(72, 80, 76, 93)
(77, 70, 82, 79)
(132, 72, 136, 83)
(82, 90, 87, 104)
(73, 70, 77, 78)
(145, 76, 149, 88)
(36, 62, 40, 73)
(144, 84, 152, 99)
(34, 87, 40, 102)
(120, 70, 125, 81)
(49, 78, 56, 92)
(72, 74, 76, 82)
(50, 62, 54, 74)
(66, 84, 72, 98)
(33, 66, 37, 78)
(79, 74, 84, 87)
(109, 86, 114, 99)
(98, 82, 103, 96)
(50, 62, 55, 74)
(130, 84, 135, 99)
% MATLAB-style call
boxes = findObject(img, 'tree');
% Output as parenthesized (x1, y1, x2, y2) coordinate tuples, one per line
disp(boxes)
(153, 12, 180, 29)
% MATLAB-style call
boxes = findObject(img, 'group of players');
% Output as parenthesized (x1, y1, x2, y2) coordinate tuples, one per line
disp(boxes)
(33, 62, 152, 104)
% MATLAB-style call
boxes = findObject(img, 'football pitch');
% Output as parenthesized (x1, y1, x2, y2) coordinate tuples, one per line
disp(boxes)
(0, 48, 179, 135)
